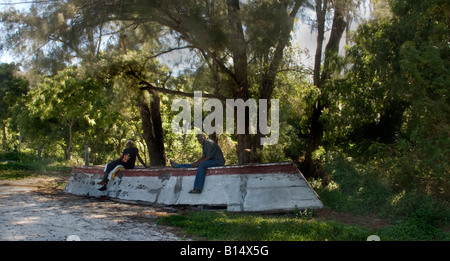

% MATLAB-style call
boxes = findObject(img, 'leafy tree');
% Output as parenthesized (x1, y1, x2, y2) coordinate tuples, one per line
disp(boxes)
(338, 0, 449, 198)
(2, 0, 305, 164)
(1, 1, 113, 74)
(1, 2, 169, 165)
(0, 63, 29, 151)
(96, 0, 304, 164)
(25, 66, 105, 159)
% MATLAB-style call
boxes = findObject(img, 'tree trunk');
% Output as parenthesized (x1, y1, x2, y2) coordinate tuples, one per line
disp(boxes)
(138, 90, 166, 166)
(66, 119, 76, 161)
(320, 5, 347, 85)
(2, 125, 6, 151)
(62, 144, 69, 160)
(313, 0, 328, 87)
(37, 143, 44, 160)
(304, 102, 325, 178)
(254, 0, 302, 158)
(17, 134, 21, 153)
(227, 0, 253, 164)
(149, 90, 166, 166)
(84, 144, 89, 166)
(303, 0, 327, 178)
(304, 0, 347, 178)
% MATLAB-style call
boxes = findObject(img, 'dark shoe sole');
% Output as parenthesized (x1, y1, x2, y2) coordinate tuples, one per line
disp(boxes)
(188, 189, 201, 194)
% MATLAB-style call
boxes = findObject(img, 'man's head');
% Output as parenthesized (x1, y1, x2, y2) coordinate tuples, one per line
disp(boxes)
(197, 134, 206, 145)
(126, 140, 134, 148)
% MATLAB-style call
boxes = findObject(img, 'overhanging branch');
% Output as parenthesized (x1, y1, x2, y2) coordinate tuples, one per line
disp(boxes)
(138, 80, 226, 102)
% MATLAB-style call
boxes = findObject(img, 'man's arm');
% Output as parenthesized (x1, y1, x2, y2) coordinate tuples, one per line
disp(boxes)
(117, 149, 126, 161)
(191, 155, 211, 168)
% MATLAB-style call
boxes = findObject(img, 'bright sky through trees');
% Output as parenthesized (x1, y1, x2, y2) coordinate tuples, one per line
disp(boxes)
(0, 0, 370, 71)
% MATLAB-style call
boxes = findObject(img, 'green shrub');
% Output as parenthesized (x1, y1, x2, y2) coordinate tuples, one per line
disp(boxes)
(0, 152, 71, 180)
(378, 217, 450, 241)
(314, 149, 450, 241)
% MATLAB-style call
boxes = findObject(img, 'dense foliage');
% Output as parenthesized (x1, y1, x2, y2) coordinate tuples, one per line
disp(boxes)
(0, 0, 448, 238)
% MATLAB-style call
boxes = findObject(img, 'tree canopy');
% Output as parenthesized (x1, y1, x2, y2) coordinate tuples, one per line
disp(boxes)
(0, 0, 448, 200)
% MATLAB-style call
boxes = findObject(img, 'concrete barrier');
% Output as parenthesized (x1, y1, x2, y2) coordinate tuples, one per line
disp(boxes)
(64, 162, 323, 212)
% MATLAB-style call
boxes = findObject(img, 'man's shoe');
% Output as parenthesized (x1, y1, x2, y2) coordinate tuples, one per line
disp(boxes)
(188, 189, 201, 194)
(98, 185, 108, 191)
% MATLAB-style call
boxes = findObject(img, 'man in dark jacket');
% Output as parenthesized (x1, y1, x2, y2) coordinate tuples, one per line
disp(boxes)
(98, 140, 147, 191)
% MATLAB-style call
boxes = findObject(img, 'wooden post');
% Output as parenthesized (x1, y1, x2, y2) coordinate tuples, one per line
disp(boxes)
(84, 144, 89, 166)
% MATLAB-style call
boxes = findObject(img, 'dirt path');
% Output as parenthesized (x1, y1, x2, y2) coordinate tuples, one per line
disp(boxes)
(0, 175, 188, 241)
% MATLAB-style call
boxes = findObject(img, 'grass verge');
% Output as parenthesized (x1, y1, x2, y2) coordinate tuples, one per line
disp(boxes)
(157, 210, 375, 241)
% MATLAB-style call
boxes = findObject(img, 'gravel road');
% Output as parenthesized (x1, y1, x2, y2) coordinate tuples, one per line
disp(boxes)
(0, 177, 187, 241)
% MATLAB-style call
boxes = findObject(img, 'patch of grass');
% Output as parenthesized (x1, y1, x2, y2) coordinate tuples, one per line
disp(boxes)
(0, 152, 71, 180)
(0, 169, 33, 180)
(378, 217, 450, 241)
(157, 211, 373, 241)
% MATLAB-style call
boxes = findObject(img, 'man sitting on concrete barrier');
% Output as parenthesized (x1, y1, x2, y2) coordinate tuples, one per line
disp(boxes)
(170, 134, 225, 194)
(98, 140, 147, 191)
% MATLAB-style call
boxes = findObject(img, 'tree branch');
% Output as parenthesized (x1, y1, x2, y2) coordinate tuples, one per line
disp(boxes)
(139, 80, 226, 102)
(140, 45, 196, 71)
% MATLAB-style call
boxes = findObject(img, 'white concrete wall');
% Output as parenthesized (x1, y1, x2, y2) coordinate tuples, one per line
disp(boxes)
(64, 163, 323, 212)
